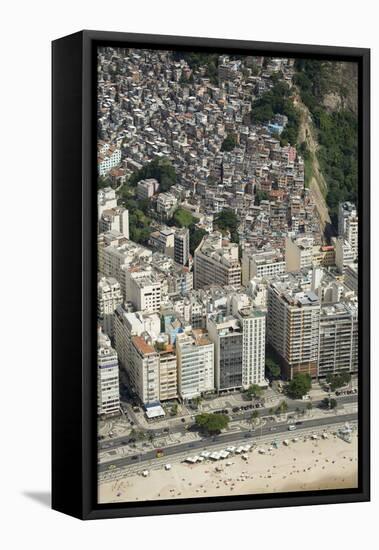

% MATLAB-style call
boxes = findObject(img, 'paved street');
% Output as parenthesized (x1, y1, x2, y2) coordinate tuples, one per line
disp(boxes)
(98, 410, 357, 473)
(98, 394, 357, 451)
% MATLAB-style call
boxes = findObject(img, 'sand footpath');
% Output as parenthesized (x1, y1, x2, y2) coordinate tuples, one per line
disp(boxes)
(98, 432, 358, 504)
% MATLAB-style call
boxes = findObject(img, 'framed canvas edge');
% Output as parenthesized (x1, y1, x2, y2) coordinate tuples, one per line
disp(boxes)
(52, 30, 370, 521)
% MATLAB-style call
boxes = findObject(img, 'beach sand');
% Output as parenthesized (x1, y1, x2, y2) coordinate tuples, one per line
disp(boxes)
(98, 432, 358, 504)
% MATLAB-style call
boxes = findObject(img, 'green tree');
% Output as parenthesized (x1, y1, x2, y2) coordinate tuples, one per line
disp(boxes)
(195, 413, 229, 434)
(265, 357, 281, 380)
(255, 189, 270, 206)
(189, 225, 207, 255)
(325, 372, 351, 391)
(173, 208, 195, 228)
(250, 410, 260, 428)
(129, 157, 177, 192)
(286, 373, 312, 399)
(320, 397, 337, 410)
(170, 403, 178, 416)
(214, 208, 239, 234)
(221, 133, 237, 152)
(276, 400, 288, 415)
(246, 384, 263, 400)
(98, 175, 113, 189)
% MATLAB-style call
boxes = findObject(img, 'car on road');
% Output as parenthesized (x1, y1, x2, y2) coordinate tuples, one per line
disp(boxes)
(288, 425, 296, 431)
(295, 421, 303, 425)
(131, 455, 138, 460)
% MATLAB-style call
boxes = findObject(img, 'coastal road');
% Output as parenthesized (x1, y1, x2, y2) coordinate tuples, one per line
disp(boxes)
(98, 411, 357, 473)
(99, 394, 357, 452)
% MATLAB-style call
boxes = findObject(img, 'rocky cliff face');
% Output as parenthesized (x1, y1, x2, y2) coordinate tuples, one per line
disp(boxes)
(321, 61, 358, 115)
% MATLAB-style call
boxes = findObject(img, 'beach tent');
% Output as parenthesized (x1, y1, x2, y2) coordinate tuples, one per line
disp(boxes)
(201, 451, 211, 458)
(219, 450, 230, 459)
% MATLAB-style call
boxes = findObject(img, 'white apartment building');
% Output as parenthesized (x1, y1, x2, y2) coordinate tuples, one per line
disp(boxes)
(136, 178, 159, 200)
(236, 307, 266, 387)
(99, 206, 129, 239)
(156, 192, 178, 220)
(130, 335, 160, 404)
(97, 230, 127, 274)
(285, 236, 314, 272)
(242, 248, 285, 285)
(334, 237, 355, 273)
(149, 227, 175, 257)
(194, 232, 241, 289)
(345, 214, 358, 260)
(176, 329, 214, 400)
(97, 276, 123, 338)
(98, 145, 121, 177)
(114, 306, 160, 366)
(98, 187, 117, 220)
(338, 201, 357, 237)
(97, 328, 120, 416)
(102, 241, 152, 297)
(318, 302, 358, 378)
(128, 270, 161, 313)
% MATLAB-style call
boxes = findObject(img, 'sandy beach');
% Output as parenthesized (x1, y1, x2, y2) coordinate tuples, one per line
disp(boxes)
(98, 431, 358, 503)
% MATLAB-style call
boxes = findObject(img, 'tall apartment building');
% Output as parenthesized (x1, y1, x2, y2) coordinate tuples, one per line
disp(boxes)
(334, 237, 355, 273)
(128, 270, 161, 313)
(98, 144, 121, 177)
(156, 340, 178, 401)
(174, 228, 190, 266)
(136, 178, 159, 200)
(242, 248, 285, 285)
(97, 276, 123, 338)
(149, 227, 175, 257)
(318, 302, 358, 378)
(285, 236, 314, 272)
(97, 328, 120, 416)
(345, 213, 358, 260)
(130, 336, 160, 404)
(338, 201, 357, 237)
(113, 306, 161, 380)
(267, 283, 321, 379)
(156, 192, 178, 220)
(176, 329, 214, 400)
(98, 187, 117, 220)
(194, 232, 241, 289)
(207, 315, 243, 391)
(97, 230, 127, 274)
(99, 206, 129, 239)
(236, 307, 266, 387)
(102, 241, 152, 297)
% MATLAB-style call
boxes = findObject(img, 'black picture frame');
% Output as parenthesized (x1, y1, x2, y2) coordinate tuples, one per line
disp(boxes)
(52, 30, 370, 520)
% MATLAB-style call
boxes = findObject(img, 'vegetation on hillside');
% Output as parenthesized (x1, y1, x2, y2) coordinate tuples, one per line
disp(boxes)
(128, 157, 177, 192)
(214, 208, 239, 243)
(251, 81, 301, 146)
(172, 207, 196, 228)
(189, 225, 207, 255)
(221, 133, 238, 152)
(173, 52, 219, 85)
(294, 60, 358, 223)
